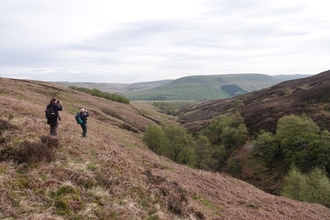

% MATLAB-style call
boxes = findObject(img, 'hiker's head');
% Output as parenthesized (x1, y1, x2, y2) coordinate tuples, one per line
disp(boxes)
(50, 98, 57, 104)
(80, 108, 85, 112)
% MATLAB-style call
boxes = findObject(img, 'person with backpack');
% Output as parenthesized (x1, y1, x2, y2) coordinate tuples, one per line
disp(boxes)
(45, 98, 63, 136)
(78, 108, 89, 137)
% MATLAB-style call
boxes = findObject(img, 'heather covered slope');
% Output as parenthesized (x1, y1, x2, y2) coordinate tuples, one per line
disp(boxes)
(0, 77, 330, 219)
(180, 70, 330, 136)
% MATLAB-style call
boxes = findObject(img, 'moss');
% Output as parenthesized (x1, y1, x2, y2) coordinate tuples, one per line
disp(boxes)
(49, 185, 82, 216)
(194, 196, 222, 211)
(16, 177, 30, 189)
(55, 199, 72, 215)
(86, 162, 96, 171)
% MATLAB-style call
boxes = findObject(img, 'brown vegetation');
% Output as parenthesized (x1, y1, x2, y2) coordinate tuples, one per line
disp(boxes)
(0, 77, 330, 219)
(180, 70, 330, 136)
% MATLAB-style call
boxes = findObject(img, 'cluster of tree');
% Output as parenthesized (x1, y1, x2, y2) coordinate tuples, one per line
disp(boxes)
(254, 114, 330, 173)
(143, 123, 196, 167)
(143, 111, 330, 207)
(253, 114, 330, 206)
(282, 166, 330, 207)
(69, 86, 130, 104)
(143, 111, 249, 171)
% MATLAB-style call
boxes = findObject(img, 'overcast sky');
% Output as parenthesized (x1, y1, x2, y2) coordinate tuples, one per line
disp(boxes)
(0, 0, 329, 83)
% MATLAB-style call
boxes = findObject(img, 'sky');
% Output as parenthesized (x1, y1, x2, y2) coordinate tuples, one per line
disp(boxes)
(0, 0, 329, 83)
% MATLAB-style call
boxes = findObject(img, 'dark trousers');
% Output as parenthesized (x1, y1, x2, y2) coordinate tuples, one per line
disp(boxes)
(49, 118, 59, 136)
(81, 123, 87, 137)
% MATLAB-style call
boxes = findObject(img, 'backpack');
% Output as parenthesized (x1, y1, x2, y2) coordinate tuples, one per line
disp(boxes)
(45, 105, 57, 119)
(75, 113, 83, 124)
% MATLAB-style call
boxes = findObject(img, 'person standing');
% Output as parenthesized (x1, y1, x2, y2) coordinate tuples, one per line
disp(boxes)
(46, 98, 63, 136)
(79, 108, 89, 137)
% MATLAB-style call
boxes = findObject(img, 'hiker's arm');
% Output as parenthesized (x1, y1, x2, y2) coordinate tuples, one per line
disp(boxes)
(55, 104, 62, 111)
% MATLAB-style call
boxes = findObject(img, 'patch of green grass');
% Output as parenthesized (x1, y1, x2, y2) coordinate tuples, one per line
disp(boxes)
(194, 196, 222, 211)
(49, 184, 82, 216)
(86, 162, 96, 171)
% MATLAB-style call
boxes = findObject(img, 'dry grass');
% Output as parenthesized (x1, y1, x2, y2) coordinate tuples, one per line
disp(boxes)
(0, 77, 330, 219)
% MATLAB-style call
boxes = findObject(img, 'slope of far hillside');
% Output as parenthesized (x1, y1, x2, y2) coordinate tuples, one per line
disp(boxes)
(123, 73, 283, 101)
(0, 76, 330, 219)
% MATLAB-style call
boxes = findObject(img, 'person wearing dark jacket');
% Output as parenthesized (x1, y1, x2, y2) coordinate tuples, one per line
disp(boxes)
(79, 108, 89, 137)
(46, 98, 63, 136)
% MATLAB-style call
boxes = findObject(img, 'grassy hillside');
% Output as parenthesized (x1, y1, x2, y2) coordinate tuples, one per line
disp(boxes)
(124, 74, 282, 101)
(0, 77, 330, 219)
(56, 80, 173, 94)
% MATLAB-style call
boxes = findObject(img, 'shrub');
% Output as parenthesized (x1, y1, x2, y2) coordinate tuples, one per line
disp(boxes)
(214, 145, 227, 172)
(200, 111, 248, 147)
(276, 114, 320, 150)
(142, 123, 165, 153)
(194, 135, 217, 171)
(143, 123, 197, 167)
(253, 130, 279, 165)
(227, 159, 242, 177)
(282, 166, 330, 207)
(159, 124, 196, 167)
(276, 114, 324, 171)
(69, 86, 130, 104)
(177, 112, 187, 121)
(0, 135, 60, 164)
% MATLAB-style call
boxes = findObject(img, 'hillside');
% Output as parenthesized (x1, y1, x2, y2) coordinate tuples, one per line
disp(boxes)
(180, 70, 330, 136)
(56, 80, 173, 95)
(56, 74, 311, 101)
(272, 74, 312, 81)
(1, 77, 330, 219)
(122, 74, 282, 101)
(179, 70, 330, 194)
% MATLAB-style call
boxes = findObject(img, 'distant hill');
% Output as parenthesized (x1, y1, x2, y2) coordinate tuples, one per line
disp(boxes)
(58, 74, 281, 101)
(56, 79, 173, 94)
(56, 74, 311, 101)
(122, 74, 282, 101)
(272, 74, 312, 81)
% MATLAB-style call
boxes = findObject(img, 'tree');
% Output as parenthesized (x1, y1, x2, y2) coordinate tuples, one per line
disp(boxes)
(282, 166, 330, 207)
(309, 130, 330, 172)
(142, 123, 165, 154)
(281, 165, 308, 201)
(200, 111, 248, 147)
(159, 124, 196, 167)
(194, 135, 217, 170)
(253, 130, 279, 165)
(276, 114, 320, 170)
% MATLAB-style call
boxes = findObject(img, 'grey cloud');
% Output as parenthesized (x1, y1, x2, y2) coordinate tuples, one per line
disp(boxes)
(0, 1, 329, 83)
(70, 21, 179, 52)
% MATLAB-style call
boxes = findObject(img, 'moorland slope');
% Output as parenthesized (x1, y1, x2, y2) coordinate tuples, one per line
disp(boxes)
(180, 70, 330, 136)
(0, 77, 330, 219)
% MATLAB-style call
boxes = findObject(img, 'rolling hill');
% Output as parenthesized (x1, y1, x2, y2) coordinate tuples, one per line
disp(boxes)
(56, 80, 173, 95)
(57, 74, 314, 101)
(123, 74, 282, 101)
(1, 76, 329, 219)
